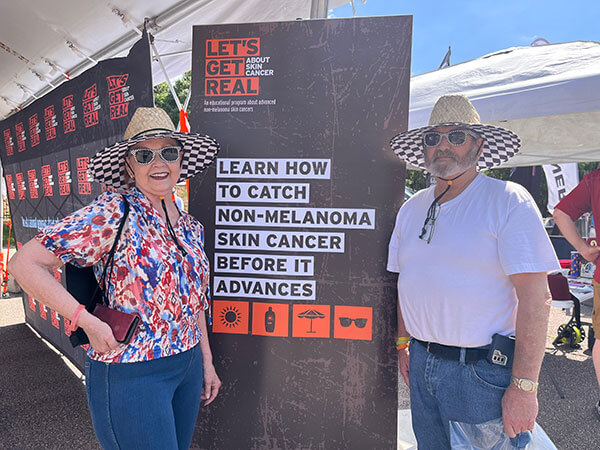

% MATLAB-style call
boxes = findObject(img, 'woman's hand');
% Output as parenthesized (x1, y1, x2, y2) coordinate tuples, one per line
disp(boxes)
(79, 311, 121, 354)
(201, 363, 222, 406)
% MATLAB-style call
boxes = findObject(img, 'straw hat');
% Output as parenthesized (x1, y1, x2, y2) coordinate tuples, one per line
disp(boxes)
(88, 107, 219, 189)
(389, 94, 520, 170)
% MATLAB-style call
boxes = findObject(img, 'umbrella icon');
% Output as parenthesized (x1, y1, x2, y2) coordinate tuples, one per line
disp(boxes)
(297, 309, 326, 333)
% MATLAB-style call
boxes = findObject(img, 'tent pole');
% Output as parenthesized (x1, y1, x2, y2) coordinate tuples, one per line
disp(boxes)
(310, 0, 329, 18)
(183, 84, 192, 112)
(150, 38, 183, 111)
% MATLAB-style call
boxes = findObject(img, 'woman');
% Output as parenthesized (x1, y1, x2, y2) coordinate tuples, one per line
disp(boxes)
(8, 107, 221, 449)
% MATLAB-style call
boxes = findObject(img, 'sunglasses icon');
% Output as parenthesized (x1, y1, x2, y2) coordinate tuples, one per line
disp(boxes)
(338, 317, 368, 328)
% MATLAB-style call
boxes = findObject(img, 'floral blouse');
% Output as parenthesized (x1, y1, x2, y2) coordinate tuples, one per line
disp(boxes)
(36, 187, 210, 363)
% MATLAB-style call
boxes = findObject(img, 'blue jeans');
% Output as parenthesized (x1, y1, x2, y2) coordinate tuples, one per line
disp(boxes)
(85, 344, 203, 450)
(409, 339, 530, 449)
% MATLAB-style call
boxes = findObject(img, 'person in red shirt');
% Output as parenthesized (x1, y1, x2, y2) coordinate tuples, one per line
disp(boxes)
(554, 169, 600, 419)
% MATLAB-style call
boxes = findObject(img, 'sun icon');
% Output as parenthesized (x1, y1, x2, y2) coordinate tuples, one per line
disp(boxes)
(220, 305, 241, 328)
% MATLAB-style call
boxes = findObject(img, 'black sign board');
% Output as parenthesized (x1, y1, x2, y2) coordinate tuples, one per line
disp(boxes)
(190, 17, 411, 448)
(0, 34, 153, 369)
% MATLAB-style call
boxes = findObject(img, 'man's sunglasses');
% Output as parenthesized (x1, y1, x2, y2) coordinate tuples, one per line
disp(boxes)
(422, 130, 479, 147)
(128, 146, 182, 165)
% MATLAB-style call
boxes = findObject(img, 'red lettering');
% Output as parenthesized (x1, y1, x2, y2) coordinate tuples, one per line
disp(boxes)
(29, 114, 40, 147)
(106, 74, 129, 91)
(27, 169, 38, 199)
(41, 164, 53, 197)
(3, 129, 14, 156)
(77, 157, 91, 195)
(5, 174, 15, 199)
(15, 172, 26, 200)
(204, 77, 259, 96)
(15, 122, 26, 152)
(205, 59, 245, 77)
(205, 38, 261, 57)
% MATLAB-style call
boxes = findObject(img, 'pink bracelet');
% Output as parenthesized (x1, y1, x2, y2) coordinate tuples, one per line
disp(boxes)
(69, 304, 86, 333)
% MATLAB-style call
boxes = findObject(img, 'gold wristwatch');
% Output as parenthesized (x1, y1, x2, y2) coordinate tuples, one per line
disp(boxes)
(510, 376, 538, 392)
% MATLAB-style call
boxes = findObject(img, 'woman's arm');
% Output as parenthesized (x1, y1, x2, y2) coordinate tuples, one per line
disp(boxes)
(197, 310, 222, 405)
(8, 239, 121, 353)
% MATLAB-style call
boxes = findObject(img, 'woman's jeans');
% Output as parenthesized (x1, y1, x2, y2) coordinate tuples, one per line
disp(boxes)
(409, 339, 531, 449)
(85, 344, 203, 450)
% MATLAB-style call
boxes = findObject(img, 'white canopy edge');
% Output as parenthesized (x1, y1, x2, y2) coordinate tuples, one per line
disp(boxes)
(408, 41, 600, 167)
(0, 0, 352, 121)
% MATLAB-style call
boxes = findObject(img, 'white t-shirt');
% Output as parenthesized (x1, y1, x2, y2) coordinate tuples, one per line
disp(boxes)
(387, 174, 560, 347)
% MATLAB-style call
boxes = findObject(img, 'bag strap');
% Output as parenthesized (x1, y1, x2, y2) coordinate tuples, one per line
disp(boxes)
(93, 195, 130, 305)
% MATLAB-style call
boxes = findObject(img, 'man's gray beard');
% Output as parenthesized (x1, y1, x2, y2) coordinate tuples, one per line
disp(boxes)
(424, 146, 480, 178)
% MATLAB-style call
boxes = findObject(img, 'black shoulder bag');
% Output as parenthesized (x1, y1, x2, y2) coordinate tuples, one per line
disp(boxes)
(66, 196, 139, 347)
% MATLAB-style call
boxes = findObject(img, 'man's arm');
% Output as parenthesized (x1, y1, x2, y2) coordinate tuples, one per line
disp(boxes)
(501, 272, 551, 438)
(397, 297, 410, 387)
(553, 208, 600, 262)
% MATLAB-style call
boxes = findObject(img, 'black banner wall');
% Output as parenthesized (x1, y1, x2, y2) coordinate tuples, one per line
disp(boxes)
(0, 34, 153, 369)
(189, 17, 411, 448)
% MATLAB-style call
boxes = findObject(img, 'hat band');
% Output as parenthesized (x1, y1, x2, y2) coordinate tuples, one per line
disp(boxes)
(131, 127, 175, 139)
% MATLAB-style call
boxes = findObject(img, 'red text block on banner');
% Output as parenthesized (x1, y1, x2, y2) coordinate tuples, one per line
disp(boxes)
(205, 77, 259, 96)
(206, 38, 260, 57)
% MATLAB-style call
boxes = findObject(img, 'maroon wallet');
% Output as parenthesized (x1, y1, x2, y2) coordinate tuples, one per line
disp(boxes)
(92, 304, 141, 344)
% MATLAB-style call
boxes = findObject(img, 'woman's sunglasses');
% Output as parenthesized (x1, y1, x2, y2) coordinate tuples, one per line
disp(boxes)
(129, 146, 182, 165)
(422, 130, 479, 147)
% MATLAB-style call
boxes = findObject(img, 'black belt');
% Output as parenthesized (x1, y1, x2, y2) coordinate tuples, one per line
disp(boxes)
(414, 338, 489, 363)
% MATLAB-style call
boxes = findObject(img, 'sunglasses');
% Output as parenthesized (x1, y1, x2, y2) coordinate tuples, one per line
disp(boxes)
(128, 146, 182, 165)
(419, 202, 440, 244)
(423, 130, 479, 147)
(338, 317, 368, 328)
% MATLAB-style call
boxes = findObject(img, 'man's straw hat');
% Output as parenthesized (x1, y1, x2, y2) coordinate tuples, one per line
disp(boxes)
(390, 94, 520, 170)
(89, 107, 219, 189)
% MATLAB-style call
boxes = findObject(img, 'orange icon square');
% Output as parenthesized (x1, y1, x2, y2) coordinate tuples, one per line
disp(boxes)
(292, 304, 330, 338)
(212, 300, 249, 334)
(252, 303, 289, 337)
(334, 305, 372, 341)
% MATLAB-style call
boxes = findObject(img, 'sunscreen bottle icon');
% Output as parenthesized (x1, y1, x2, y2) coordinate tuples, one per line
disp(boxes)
(265, 307, 275, 332)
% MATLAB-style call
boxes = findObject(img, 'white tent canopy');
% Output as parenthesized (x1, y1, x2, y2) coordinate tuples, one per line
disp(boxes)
(409, 41, 600, 167)
(0, 0, 350, 121)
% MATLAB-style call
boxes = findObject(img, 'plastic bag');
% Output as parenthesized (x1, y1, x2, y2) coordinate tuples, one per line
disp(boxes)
(449, 417, 556, 449)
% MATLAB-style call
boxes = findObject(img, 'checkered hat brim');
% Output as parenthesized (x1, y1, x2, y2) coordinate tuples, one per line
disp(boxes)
(389, 122, 520, 170)
(88, 131, 219, 189)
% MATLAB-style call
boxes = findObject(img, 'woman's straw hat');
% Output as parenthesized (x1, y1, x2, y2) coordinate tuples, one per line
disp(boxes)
(88, 107, 219, 189)
(390, 94, 520, 170)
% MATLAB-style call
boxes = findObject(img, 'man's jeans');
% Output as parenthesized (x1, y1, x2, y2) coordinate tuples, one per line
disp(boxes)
(409, 339, 531, 449)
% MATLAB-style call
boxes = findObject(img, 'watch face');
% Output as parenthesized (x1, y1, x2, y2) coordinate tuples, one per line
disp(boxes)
(520, 379, 535, 391)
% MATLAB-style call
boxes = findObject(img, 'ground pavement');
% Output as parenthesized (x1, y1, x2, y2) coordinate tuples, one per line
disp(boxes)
(1, 295, 598, 449)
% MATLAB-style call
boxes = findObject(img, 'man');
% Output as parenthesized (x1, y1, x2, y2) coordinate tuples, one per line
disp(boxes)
(387, 95, 559, 448)
(553, 170, 600, 419)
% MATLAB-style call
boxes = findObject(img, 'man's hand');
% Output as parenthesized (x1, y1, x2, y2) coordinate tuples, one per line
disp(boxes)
(398, 348, 410, 387)
(579, 244, 600, 264)
(501, 384, 538, 437)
